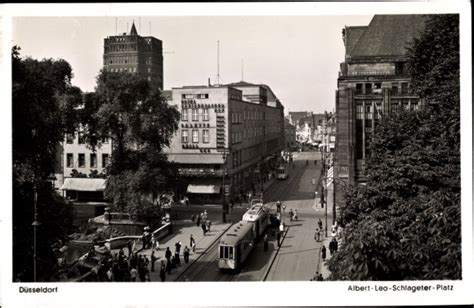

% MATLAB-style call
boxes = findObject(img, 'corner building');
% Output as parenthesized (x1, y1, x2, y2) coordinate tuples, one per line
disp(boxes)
(103, 22, 163, 89)
(165, 82, 284, 205)
(335, 15, 427, 202)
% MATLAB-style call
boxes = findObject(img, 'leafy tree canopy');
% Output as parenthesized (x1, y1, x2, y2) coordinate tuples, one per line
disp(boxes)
(328, 15, 460, 280)
(84, 70, 180, 218)
(12, 46, 79, 281)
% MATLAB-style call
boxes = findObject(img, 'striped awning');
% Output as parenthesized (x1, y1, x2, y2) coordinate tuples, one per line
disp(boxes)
(60, 178, 106, 192)
(187, 184, 221, 194)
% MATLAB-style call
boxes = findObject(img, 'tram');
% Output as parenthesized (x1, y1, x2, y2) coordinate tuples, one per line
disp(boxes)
(277, 164, 290, 180)
(242, 204, 269, 239)
(217, 222, 254, 270)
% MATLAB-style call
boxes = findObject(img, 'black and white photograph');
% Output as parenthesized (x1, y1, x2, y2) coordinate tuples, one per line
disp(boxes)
(0, 2, 472, 307)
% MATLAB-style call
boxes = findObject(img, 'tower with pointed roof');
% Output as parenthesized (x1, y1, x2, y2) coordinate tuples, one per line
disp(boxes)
(103, 21, 164, 89)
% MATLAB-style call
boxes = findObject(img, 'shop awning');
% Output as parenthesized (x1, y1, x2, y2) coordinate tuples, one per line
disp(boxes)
(168, 154, 224, 164)
(60, 178, 106, 191)
(187, 184, 221, 194)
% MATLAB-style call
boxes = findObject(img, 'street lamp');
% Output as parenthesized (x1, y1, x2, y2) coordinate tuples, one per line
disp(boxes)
(32, 186, 41, 282)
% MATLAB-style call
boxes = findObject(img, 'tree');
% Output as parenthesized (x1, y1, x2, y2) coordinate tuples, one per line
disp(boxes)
(85, 70, 180, 222)
(327, 15, 460, 280)
(12, 46, 81, 281)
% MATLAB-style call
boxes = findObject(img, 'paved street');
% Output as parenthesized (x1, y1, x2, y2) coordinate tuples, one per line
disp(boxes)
(265, 151, 334, 281)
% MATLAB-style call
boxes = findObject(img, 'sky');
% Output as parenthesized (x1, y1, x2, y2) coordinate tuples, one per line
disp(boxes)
(12, 15, 373, 114)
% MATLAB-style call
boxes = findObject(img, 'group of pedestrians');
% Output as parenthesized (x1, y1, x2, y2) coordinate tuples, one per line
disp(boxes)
(87, 247, 154, 282)
(193, 210, 212, 236)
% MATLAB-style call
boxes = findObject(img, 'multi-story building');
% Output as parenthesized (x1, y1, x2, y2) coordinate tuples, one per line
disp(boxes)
(335, 15, 427, 196)
(165, 82, 285, 205)
(284, 116, 297, 150)
(103, 22, 164, 89)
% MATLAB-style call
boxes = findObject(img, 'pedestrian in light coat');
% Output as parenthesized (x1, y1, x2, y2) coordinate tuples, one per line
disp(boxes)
(190, 235, 196, 253)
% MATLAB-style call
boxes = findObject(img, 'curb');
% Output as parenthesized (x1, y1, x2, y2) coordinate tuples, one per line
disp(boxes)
(261, 226, 290, 281)
(174, 223, 235, 282)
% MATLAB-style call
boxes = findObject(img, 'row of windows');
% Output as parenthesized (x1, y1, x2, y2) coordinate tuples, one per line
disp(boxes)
(182, 93, 209, 99)
(107, 56, 153, 65)
(66, 133, 109, 145)
(108, 67, 137, 73)
(181, 108, 210, 121)
(355, 82, 411, 95)
(231, 132, 243, 144)
(181, 129, 210, 144)
(231, 112, 242, 124)
(106, 44, 138, 53)
(66, 153, 110, 169)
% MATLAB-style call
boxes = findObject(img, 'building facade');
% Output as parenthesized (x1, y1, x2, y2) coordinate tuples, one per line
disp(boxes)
(335, 15, 427, 196)
(103, 22, 164, 89)
(284, 117, 297, 150)
(165, 82, 285, 205)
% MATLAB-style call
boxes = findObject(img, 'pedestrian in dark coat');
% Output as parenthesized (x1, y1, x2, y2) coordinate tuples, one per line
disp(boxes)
(127, 240, 133, 257)
(165, 247, 172, 263)
(166, 260, 172, 274)
(201, 221, 207, 236)
(175, 241, 182, 254)
(318, 218, 323, 231)
(183, 246, 190, 263)
(175, 250, 181, 266)
(151, 251, 157, 272)
(263, 234, 269, 251)
(321, 245, 327, 260)
(160, 262, 166, 282)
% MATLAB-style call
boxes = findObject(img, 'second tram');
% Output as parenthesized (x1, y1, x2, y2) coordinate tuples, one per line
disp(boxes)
(277, 164, 289, 180)
(242, 204, 269, 239)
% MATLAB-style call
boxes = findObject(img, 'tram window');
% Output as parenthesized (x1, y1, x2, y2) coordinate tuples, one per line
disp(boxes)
(224, 246, 228, 258)
(220, 246, 224, 258)
(229, 247, 234, 259)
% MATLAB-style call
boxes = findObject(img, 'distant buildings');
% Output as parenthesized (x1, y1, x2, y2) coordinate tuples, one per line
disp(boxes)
(103, 22, 164, 89)
(165, 82, 285, 205)
(335, 15, 427, 194)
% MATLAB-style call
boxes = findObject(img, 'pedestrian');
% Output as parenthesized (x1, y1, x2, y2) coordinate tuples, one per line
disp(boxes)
(107, 267, 114, 281)
(277, 230, 281, 247)
(175, 241, 182, 255)
(313, 271, 319, 281)
(175, 250, 181, 266)
(263, 234, 269, 251)
(165, 247, 172, 263)
(191, 214, 195, 222)
(151, 251, 157, 272)
(155, 238, 160, 251)
(314, 229, 319, 242)
(334, 238, 338, 253)
(190, 235, 196, 253)
(321, 245, 327, 261)
(160, 261, 166, 282)
(293, 209, 298, 221)
(166, 259, 172, 274)
(196, 213, 201, 226)
(203, 210, 208, 221)
(184, 195, 190, 206)
(318, 218, 323, 231)
(289, 209, 294, 221)
(206, 220, 212, 232)
(127, 240, 132, 257)
(230, 200, 234, 212)
(279, 222, 284, 235)
(201, 221, 207, 236)
(141, 232, 147, 250)
(184, 246, 190, 263)
(130, 267, 137, 282)
(317, 273, 324, 281)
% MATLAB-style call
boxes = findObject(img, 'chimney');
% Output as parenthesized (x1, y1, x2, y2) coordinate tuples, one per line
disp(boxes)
(208, 78, 211, 87)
